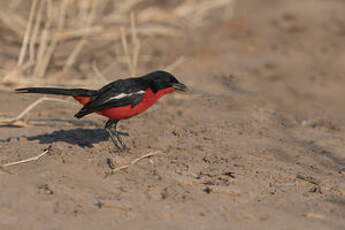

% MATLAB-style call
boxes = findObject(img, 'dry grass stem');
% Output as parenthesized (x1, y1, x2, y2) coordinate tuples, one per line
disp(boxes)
(120, 27, 132, 75)
(63, 0, 98, 71)
(2, 61, 36, 82)
(2, 149, 49, 168)
(55, 26, 103, 41)
(0, 96, 75, 127)
(119, 13, 141, 77)
(34, 0, 52, 75)
(29, 0, 45, 62)
(36, 0, 68, 78)
(63, 39, 88, 71)
(17, 0, 38, 67)
(192, 0, 231, 24)
(91, 61, 108, 84)
(163, 56, 186, 72)
(112, 151, 161, 174)
(130, 12, 140, 76)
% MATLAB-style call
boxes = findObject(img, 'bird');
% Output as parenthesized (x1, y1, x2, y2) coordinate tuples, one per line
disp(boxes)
(16, 70, 187, 151)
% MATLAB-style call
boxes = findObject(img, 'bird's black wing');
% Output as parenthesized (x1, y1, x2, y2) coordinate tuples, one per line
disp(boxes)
(74, 78, 149, 118)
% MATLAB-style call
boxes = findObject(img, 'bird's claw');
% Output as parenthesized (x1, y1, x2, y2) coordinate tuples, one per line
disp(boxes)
(116, 131, 129, 137)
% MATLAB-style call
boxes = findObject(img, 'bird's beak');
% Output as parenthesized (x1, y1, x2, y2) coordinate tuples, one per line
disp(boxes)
(172, 82, 188, 92)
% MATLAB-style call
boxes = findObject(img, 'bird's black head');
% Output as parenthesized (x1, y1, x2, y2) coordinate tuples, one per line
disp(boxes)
(143, 70, 187, 93)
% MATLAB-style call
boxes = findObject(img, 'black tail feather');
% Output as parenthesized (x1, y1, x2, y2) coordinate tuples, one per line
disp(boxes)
(74, 109, 88, 119)
(15, 87, 97, 97)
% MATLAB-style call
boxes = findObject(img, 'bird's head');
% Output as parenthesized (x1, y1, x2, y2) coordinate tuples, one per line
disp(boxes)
(144, 70, 188, 93)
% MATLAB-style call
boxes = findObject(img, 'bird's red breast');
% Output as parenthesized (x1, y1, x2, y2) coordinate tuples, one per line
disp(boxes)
(73, 87, 175, 120)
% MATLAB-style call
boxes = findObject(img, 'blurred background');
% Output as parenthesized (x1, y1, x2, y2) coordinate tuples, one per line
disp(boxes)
(0, 0, 234, 89)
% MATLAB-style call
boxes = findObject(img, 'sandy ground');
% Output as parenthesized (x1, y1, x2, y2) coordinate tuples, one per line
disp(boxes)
(1, 0, 345, 229)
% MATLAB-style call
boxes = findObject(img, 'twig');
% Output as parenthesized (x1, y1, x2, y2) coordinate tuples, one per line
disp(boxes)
(111, 151, 161, 174)
(0, 96, 75, 127)
(16, 97, 72, 121)
(2, 148, 49, 167)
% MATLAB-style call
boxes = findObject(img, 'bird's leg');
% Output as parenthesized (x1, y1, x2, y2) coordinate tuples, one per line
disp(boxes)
(105, 119, 122, 151)
(110, 120, 127, 151)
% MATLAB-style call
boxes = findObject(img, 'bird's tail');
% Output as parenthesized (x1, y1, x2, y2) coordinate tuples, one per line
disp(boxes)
(15, 87, 97, 97)
(74, 109, 89, 119)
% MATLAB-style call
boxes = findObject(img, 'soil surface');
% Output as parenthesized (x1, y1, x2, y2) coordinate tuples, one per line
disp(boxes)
(1, 1, 345, 229)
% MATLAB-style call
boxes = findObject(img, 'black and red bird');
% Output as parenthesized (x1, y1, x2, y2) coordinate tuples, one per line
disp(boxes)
(16, 70, 187, 150)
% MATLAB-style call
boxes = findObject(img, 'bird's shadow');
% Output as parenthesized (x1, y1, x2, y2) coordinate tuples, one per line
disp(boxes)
(26, 128, 109, 147)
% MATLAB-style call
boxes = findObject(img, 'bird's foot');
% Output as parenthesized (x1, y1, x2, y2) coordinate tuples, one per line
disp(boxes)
(106, 129, 129, 152)
(113, 130, 128, 150)
(104, 120, 129, 152)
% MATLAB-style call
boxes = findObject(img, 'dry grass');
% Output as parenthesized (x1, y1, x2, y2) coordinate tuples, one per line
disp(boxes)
(0, 0, 235, 125)
(0, 0, 235, 88)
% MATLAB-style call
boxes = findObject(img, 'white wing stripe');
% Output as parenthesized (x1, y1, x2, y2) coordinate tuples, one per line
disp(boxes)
(105, 90, 145, 102)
